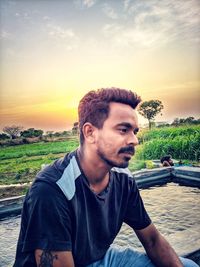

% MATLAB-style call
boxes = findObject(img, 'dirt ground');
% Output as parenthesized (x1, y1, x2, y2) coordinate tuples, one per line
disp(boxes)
(0, 184, 30, 199)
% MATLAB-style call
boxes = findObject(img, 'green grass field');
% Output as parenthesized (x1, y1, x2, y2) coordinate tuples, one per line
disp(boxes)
(136, 125, 200, 161)
(0, 139, 79, 160)
(0, 125, 199, 187)
(0, 139, 79, 185)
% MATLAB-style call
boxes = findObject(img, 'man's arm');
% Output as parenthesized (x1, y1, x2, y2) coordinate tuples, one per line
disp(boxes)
(135, 223, 183, 267)
(35, 249, 75, 267)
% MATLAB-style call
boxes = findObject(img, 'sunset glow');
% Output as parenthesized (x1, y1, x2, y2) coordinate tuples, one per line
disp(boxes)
(0, 0, 199, 132)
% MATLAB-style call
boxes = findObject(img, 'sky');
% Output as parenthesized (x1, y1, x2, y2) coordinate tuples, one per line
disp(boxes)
(0, 0, 200, 132)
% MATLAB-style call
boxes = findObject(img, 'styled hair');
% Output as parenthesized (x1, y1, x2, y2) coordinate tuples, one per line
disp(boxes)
(78, 87, 141, 145)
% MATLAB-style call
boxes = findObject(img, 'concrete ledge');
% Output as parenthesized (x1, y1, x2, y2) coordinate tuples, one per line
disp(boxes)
(133, 167, 172, 188)
(0, 167, 200, 219)
(172, 167, 200, 187)
(133, 166, 200, 188)
(0, 195, 24, 219)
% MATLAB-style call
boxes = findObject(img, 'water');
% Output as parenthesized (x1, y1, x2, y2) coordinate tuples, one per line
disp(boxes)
(114, 183, 200, 252)
(0, 183, 200, 267)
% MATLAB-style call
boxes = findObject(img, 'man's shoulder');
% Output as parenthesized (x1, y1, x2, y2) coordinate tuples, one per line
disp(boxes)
(36, 150, 77, 180)
(56, 150, 82, 200)
(30, 150, 80, 198)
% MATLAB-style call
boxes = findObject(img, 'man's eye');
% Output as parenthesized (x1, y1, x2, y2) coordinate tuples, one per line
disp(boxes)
(119, 128, 127, 133)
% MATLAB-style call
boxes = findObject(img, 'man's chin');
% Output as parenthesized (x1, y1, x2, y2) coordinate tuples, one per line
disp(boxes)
(98, 151, 129, 168)
(115, 161, 129, 168)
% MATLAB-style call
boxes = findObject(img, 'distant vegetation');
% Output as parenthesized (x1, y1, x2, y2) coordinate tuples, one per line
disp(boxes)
(136, 124, 200, 162)
(1, 117, 199, 145)
(2, 125, 23, 139)
(0, 124, 79, 146)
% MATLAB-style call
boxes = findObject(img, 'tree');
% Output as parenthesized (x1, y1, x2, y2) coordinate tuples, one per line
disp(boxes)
(3, 125, 23, 139)
(61, 130, 71, 136)
(72, 122, 79, 135)
(171, 118, 180, 126)
(138, 100, 164, 129)
(171, 116, 197, 126)
(184, 116, 195, 124)
(20, 128, 43, 138)
(54, 132, 62, 137)
(33, 129, 43, 137)
(46, 131, 54, 138)
(0, 133, 10, 140)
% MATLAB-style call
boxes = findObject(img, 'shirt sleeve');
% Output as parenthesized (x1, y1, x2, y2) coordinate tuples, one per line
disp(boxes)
(124, 178, 151, 230)
(21, 180, 73, 252)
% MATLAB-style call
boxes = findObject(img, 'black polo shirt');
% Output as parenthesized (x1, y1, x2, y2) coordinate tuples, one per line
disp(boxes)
(13, 150, 151, 267)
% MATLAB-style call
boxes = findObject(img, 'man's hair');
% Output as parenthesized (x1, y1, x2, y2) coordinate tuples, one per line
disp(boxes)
(160, 155, 171, 164)
(78, 87, 141, 144)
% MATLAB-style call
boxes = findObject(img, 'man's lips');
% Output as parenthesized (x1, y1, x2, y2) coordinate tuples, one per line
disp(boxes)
(120, 151, 134, 156)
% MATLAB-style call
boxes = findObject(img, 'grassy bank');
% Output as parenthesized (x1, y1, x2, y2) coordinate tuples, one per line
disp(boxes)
(136, 125, 200, 162)
(0, 139, 79, 160)
(0, 138, 79, 186)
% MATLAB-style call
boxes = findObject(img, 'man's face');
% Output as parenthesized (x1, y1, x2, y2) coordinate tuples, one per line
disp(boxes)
(95, 102, 139, 168)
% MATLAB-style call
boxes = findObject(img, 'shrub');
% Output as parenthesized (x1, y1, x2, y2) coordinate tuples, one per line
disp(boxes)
(136, 125, 200, 161)
(145, 160, 156, 169)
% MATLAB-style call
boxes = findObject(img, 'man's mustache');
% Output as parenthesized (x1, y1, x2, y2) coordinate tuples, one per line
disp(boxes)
(118, 146, 135, 155)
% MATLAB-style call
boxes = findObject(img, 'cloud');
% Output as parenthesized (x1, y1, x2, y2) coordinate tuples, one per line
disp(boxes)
(46, 23, 79, 50)
(127, 0, 200, 41)
(102, 3, 118, 19)
(102, 24, 122, 36)
(74, 0, 97, 9)
(43, 16, 50, 21)
(0, 30, 12, 40)
(102, 0, 200, 48)
(14, 11, 31, 20)
(48, 24, 76, 39)
(102, 22, 170, 49)
(83, 0, 96, 8)
(123, 0, 132, 11)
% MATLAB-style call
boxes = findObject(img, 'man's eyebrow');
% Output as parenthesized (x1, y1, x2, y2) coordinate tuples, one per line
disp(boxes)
(116, 122, 139, 132)
(116, 122, 132, 128)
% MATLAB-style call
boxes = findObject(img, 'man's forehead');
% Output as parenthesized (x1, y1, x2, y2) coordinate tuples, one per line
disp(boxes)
(107, 102, 138, 125)
(109, 102, 137, 116)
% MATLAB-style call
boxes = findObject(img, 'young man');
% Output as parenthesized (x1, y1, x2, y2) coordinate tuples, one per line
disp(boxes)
(160, 155, 174, 167)
(13, 88, 198, 267)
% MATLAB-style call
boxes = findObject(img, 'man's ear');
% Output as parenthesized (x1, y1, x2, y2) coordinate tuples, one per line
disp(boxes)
(82, 123, 97, 144)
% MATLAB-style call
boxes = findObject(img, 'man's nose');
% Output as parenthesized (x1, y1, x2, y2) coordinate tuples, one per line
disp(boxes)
(127, 132, 139, 146)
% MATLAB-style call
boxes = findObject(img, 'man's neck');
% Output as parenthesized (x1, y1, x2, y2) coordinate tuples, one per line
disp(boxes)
(77, 147, 111, 193)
